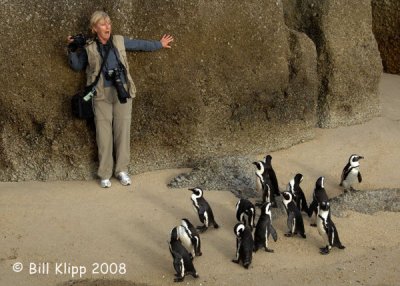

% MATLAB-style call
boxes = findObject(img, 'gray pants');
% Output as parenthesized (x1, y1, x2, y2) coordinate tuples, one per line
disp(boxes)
(93, 87, 132, 180)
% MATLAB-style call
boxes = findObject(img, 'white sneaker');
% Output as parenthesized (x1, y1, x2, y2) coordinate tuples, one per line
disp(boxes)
(116, 172, 131, 186)
(100, 179, 112, 188)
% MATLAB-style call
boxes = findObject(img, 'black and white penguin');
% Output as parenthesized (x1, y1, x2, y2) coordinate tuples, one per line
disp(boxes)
(317, 201, 345, 255)
(168, 227, 199, 282)
(252, 161, 277, 207)
(254, 202, 278, 252)
(189, 187, 219, 232)
(232, 223, 254, 269)
(287, 173, 309, 214)
(340, 154, 364, 192)
(177, 218, 202, 257)
(307, 176, 329, 227)
(235, 199, 256, 230)
(282, 191, 306, 238)
(263, 155, 281, 197)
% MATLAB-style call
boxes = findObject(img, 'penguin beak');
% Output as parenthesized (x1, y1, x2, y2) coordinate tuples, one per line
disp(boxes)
(252, 162, 257, 165)
(359, 156, 364, 160)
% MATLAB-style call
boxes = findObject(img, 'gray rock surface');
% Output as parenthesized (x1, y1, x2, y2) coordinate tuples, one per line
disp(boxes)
(283, 0, 382, 128)
(0, 0, 383, 181)
(330, 189, 400, 217)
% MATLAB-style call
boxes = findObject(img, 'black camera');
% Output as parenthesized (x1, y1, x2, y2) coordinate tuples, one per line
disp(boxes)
(105, 68, 131, 104)
(68, 34, 87, 52)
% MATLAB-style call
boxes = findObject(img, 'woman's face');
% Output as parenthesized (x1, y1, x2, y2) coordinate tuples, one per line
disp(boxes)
(94, 18, 111, 43)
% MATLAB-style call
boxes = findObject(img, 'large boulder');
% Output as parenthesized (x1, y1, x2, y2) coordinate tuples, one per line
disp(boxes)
(283, 0, 382, 128)
(0, 0, 381, 182)
(372, 0, 400, 74)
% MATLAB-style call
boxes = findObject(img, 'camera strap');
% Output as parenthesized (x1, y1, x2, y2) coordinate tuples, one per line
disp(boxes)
(91, 40, 112, 89)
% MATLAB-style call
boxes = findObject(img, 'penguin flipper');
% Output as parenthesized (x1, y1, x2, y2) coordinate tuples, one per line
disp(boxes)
(308, 200, 317, 217)
(287, 212, 295, 233)
(341, 163, 351, 184)
(269, 171, 280, 196)
(268, 224, 278, 242)
(299, 192, 309, 213)
(358, 172, 362, 183)
(295, 209, 305, 236)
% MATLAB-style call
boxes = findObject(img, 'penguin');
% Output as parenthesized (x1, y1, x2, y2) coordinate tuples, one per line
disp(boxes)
(340, 154, 364, 192)
(263, 155, 281, 197)
(282, 191, 306, 238)
(307, 176, 329, 227)
(177, 218, 202, 257)
(189, 187, 219, 232)
(232, 223, 254, 269)
(168, 227, 199, 282)
(253, 202, 278, 253)
(235, 199, 256, 231)
(317, 201, 345, 255)
(252, 161, 276, 207)
(287, 173, 309, 214)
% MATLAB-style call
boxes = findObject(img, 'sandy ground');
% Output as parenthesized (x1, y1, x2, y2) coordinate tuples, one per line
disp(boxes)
(1, 73, 399, 286)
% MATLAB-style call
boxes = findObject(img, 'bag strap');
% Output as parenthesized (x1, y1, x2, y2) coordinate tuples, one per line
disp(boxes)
(91, 39, 113, 88)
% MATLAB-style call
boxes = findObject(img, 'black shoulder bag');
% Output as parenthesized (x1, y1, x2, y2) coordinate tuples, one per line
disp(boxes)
(71, 43, 112, 119)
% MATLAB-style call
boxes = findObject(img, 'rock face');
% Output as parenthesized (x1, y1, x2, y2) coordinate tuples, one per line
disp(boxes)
(283, 0, 382, 128)
(0, 0, 382, 182)
(372, 0, 400, 74)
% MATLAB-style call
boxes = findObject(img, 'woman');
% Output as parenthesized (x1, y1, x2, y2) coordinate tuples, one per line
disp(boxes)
(67, 11, 173, 188)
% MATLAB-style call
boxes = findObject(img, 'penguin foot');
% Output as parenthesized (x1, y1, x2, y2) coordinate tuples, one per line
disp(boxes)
(243, 263, 250, 269)
(231, 259, 239, 264)
(338, 245, 346, 250)
(196, 226, 208, 233)
(196, 252, 203, 256)
(189, 272, 199, 278)
(319, 247, 330, 255)
(213, 223, 220, 229)
(284, 233, 293, 237)
(300, 233, 306, 239)
(310, 223, 317, 227)
(174, 276, 184, 282)
(265, 247, 274, 253)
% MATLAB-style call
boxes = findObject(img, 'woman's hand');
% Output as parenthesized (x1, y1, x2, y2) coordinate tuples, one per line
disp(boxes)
(160, 34, 174, 48)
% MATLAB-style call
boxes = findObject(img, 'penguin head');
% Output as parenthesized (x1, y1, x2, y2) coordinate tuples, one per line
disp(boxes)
(261, 202, 272, 216)
(294, 173, 304, 184)
(349, 154, 364, 167)
(287, 179, 295, 193)
(316, 176, 325, 189)
(282, 191, 293, 202)
(170, 226, 179, 242)
(189, 187, 203, 198)
(181, 218, 191, 229)
(252, 161, 264, 172)
(234, 223, 245, 237)
(264, 155, 272, 165)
